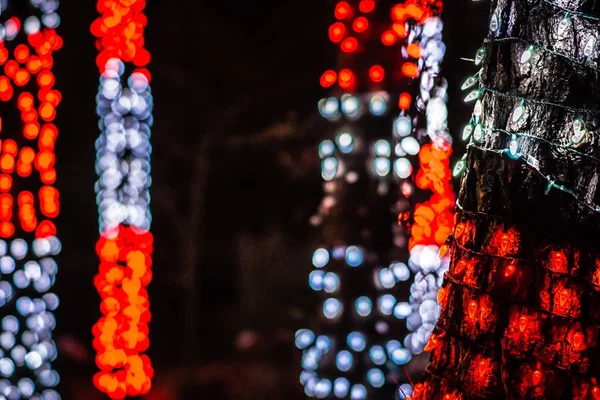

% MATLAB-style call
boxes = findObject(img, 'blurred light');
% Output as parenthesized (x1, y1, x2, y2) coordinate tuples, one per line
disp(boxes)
(318, 97, 339, 119)
(309, 270, 325, 291)
(369, 94, 387, 116)
(312, 248, 330, 267)
(315, 379, 332, 398)
(381, 30, 397, 46)
(328, 23, 346, 43)
(369, 65, 384, 82)
(350, 384, 367, 400)
(334, 1, 351, 20)
(321, 157, 338, 181)
(320, 70, 338, 88)
(374, 140, 391, 157)
(401, 137, 420, 155)
(378, 294, 396, 315)
(336, 132, 354, 153)
(378, 268, 395, 289)
(394, 116, 412, 137)
(341, 37, 358, 52)
(391, 348, 412, 365)
(347, 332, 366, 352)
(394, 158, 412, 179)
(323, 298, 342, 319)
(341, 95, 360, 117)
(355, 296, 372, 317)
(353, 17, 369, 33)
(323, 272, 339, 293)
(393, 302, 412, 319)
(373, 158, 390, 176)
(367, 368, 385, 388)
(391, 262, 410, 281)
(334, 378, 350, 398)
(336, 350, 353, 372)
(345, 246, 363, 267)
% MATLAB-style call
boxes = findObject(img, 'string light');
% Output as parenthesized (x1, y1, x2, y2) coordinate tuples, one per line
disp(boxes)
(91, 1, 154, 398)
(301, 1, 451, 397)
(0, 2, 63, 398)
(418, 0, 600, 397)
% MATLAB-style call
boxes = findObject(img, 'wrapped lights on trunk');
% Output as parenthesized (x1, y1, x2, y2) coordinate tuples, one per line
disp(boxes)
(91, 1, 154, 398)
(0, 2, 63, 398)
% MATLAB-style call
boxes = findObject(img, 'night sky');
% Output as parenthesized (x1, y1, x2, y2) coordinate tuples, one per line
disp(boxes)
(37, 0, 491, 392)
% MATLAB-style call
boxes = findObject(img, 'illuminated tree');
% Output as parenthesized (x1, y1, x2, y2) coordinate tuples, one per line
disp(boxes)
(296, 1, 450, 398)
(91, 1, 154, 398)
(0, 2, 62, 398)
(416, 0, 600, 398)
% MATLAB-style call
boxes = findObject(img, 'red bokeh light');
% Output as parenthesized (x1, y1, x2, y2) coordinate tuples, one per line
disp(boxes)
(320, 70, 337, 88)
(341, 37, 358, 53)
(334, 1, 352, 20)
(381, 30, 397, 46)
(369, 65, 385, 82)
(328, 22, 346, 43)
(353, 17, 369, 33)
(358, 0, 375, 13)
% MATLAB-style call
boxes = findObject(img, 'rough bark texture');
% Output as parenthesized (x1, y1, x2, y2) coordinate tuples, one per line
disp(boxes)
(417, 0, 600, 398)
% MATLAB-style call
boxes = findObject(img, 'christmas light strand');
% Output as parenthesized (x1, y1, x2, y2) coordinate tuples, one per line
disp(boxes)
(416, 0, 600, 397)
(0, 1, 63, 399)
(468, 143, 600, 213)
(298, 1, 449, 398)
(485, 37, 600, 73)
(400, 10, 455, 362)
(91, 1, 154, 398)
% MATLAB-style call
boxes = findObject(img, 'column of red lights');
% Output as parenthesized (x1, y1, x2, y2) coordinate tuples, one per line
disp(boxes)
(0, 4, 62, 398)
(91, 1, 154, 398)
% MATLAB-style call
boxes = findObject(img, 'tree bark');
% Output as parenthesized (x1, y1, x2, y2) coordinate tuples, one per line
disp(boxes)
(417, 0, 600, 399)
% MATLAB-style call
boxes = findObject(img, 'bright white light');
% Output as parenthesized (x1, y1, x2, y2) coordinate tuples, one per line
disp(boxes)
(355, 296, 372, 317)
(401, 137, 420, 155)
(323, 298, 342, 319)
(345, 246, 363, 267)
(394, 158, 412, 179)
(347, 332, 366, 352)
(318, 141, 335, 159)
(373, 158, 390, 176)
(318, 97, 339, 119)
(336, 350, 353, 372)
(312, 248, 329, 268)
(336, 132, 354, 154)
(295, 329, 315, 350)
(369, 94, 387, 116)
(334, 378, 350, 398)
(350, 384, 367, 400)
(394, 116, 412, 137)
(341, 95, 360, 117)
(374, 140, 391, 157)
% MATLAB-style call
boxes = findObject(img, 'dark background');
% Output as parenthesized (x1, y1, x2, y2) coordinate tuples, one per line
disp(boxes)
(48, 1, 489, 398)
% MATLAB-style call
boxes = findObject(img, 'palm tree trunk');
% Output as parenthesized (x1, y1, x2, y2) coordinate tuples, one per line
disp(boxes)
(418, 0, 600, 398)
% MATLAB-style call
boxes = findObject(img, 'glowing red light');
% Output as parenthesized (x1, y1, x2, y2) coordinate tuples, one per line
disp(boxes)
(369, 65, 384, 83)
(402, 62, 419, 78)
(358, 0, 375, 13)
(381, 30, 397, 46)
(328, 22, 346, 43)
(407, 43, 422, 59)
(334, 1, 351, 20)
(352, 17, 369, 33)
(398, 92, 412, 110)
(338, 69, 356, 90)
(320, 70, 337, 88)
(392, 22, 407, 38)
(341, 37, 358, 53)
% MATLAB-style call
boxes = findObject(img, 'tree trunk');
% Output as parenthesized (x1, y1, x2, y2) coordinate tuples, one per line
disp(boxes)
(417, 0, 600, 399)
